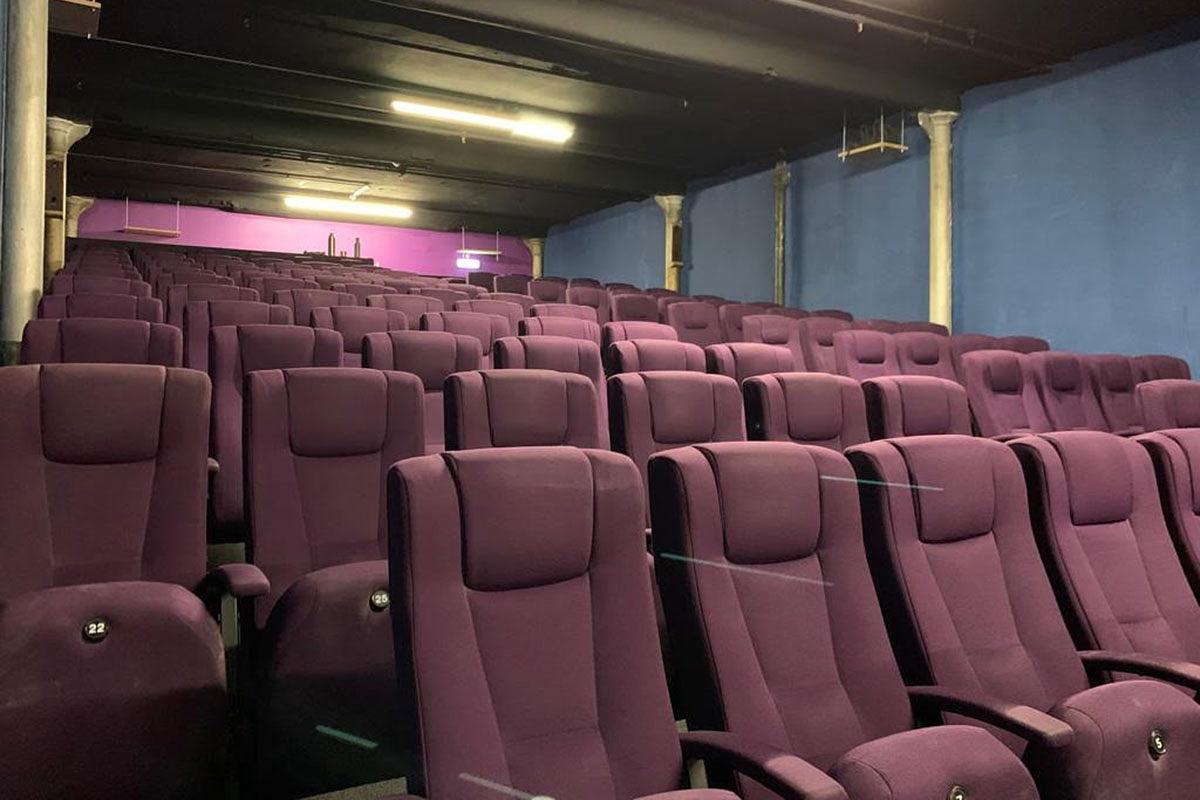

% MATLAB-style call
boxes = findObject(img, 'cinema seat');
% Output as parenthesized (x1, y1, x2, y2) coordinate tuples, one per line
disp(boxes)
(273, 288, 356, 324)
(21, 318, 182, 367)
(743, 372, 868, 449)
(832, 329, 899, 380)
(182, 299, 292, 372)
(332, 281, 398, 305)
(492, 274, 530, 294)
(894, 331, 956, 380)
(419, 311, 510, 368)
(666, 301, 723, 348)
(416, 287, 470, 307)
(961, 350, 1052, 438)
(610, 339, 706, 374)
(1134, 354, 1191, 382)
(367, 293, 444, 318)
(311, 305, 408, 366)
(795, 316, 851, 373)
(166, 282, 259, 327)
(862, 375, 972, 439)
(949, 333, 999, 379)
(996, 335, 1050, 354)
(1137, 379, 1200, 431)
(492, 335, 608, 446)
(566, 285, 611, 323)
(481, 291, 536, 316)
(717, 303, 763, 342)
(1026, 351, 1108, 432)
(50, 273, 152, 298)
(705, 342, 794, 383)
(531, 302, 599, 323)
(1084, 354, 1145, 435)
(38, 292, 164, 323)
(454, 298, 525, 331)
(445, 369, 603, 449)
(518, 315, 602, 346)
(527, 278, 567, 303)
(611, 293, 661, 323)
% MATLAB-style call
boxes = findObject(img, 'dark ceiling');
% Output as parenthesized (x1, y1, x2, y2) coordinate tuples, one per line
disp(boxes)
(51, 0, 1200, 236)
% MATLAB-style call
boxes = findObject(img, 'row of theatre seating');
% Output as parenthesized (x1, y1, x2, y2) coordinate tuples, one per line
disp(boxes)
(8, 358, 1200, 800)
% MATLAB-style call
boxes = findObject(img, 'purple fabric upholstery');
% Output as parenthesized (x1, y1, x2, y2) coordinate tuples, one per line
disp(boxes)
(367, 293, 445, 317)
(446, 370, 602, 450)
(273, 288, 357, 325)
(417, 287, 471, 307)
(483, 292, 536, 316)
(796, 317, 852, 374)
(531, 302, 599, 323)
(208, 326, 343, 529)
(832, 330, 900, 380)
(493, 274, 530, 294)
(741, 315, 806, 370)
(610, 340, 706, 374)
(311, 305, 408, 366)
(666, 302, 723, 349)
(602, 322, 678, 350)
(37, 292, 164, 322)
(894, 331, 956, 380)
(717, 303, 763, 343)
(705, 343, 794, 383)
(1139, 428, 1200, 591)
(646, 287, 680, 297)
(1135, 354, 1191, 383)
(862, 376, 972, 439)
(657, 295, 691, 319)
(246, 368, 424, 798)
(650, 442, 1037, 799)
(848, 434, 1200, 797)
(1026, 351, 1108, 432)
(246, 274, 318, 299)
(895, 321, 950, 336)
(454, 299, 525, 331)
(518, 315, 602, 346)
(611, 294, 661, 323)
(605, 282, 641, 294)
(182, 299, 293, 372)
(1137, 379, 1200, 431)
(567, 286, 611, 324)
(768, 307, 809, 320)
(568, 277, 601, 287)
(743, 373, 868, 450)
(467, 270, 497, 289)
(493, 335, 608, 447)
(853, 318, 902, 334)
(996, 335, 1050, 354)
(810, 309, 853, 322)
(693, 295, 727, 306)
(949, 334, 999, 380)
(166, 283, 258, 327)
(361, 330, 482, 453)
(961, 350, 1052, 438)
(528, 278, 567, 302)
(1084, 354, 1146, 435)
(333, 281, 398, 305)
(420, 311, 510, 368)
(21, 318, 182, 367)
(50, 273, 152, 298)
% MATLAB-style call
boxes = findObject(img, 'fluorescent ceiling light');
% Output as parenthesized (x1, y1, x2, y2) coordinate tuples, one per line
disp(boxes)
(284, 195, 413, 220)
(456, 256, 482, 271)
(390, 99, 574, 144)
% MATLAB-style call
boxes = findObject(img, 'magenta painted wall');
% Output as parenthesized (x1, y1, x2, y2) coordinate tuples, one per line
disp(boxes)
(77, 199, 533, 277)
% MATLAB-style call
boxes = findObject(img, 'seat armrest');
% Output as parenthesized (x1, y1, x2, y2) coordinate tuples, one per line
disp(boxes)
(1079, 649, 1200, 692)
(203, 563, 270, 599)
(907, 685, 1074, 749)
(678, 730, 847, 800)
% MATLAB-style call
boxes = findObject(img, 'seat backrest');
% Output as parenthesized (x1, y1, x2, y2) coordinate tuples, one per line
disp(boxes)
(741, 315, 806, 369)
(1084, 354, 1145, 435)
(601, 321, 677, 353)
(518, 316, 601, 346)
(767, 307, 809, 320)
(493, 335, 608, 447)
(166, 283, 259, 327)
(610, 294, 660, 323)
(665, 301, 722, 348)
(1137, 379, 1200, 431)
(21, 318, 182, 367)
(894, 321, 950, 336)
(482, 292, 535, 316)
(996, 335, 1050, 354)
(209, 326, 343, 528)
(567, 277, 601, 287)
(810, 308, 853, 321)
(416, 287, 471, 308)
(361, 330, 482, 453)
(182, 299, 292, 373)
(0, 364, 210, 597)
(605, 282, 640, 294)
(692, 295, 726, 306)
(961, 350, 1052, 438)
(795, 317, 851, 373)
(454, 299, 525, 332)
(333, 282, 398, 305)
(704, 343, 794, 383)
(853, 318, 902, 333)
(847, 435, 1090, 724)
(649, 442, 914, 770)
(311, 306, 408, 366)
(51, 274, 152, 298)
(527, 278, 567, 302)
(493, 274, 530, 294)
(566, 286, 611, 324)
(1138, 428, 1200, 594)
(1026, 351, 1108, 432)
(38, 293, 164, 323)
(645, 287, 679, 297)
(609, 339, 706, 374)
(893, 331, 956, 380)
(1134, 354, 1191, 383)
(246, 274, 318, 298)
(245, 367, 424, 627)
(420, 311, 510, 368)
(832, 329, 899, 380)
(861, 376, 972, 439)
(367, 293, 444, 317)
(466, 270, 497, 288)
(743, 372, 868, 450)
(1013, 432, 1200, 664)
(949, 333, 999, 380)
(446, 370, 602, 450)
(273, 288, 356, 325)
(531, 302, 599, 323)
(716, 303, 761, 342)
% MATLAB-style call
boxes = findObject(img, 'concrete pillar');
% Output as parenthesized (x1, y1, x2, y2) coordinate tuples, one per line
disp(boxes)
(0, 0, 48, 364)
(654, 194, 684, 291)
(44, 118, 91, 282)
(772, 161, 790, 305)
(918, 110, 959, 332)
(522, 237, 545, 278)
(65, 195, 94, 238)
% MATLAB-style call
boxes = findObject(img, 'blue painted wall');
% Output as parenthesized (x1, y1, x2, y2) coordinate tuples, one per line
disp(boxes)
(544, 198, 664, 287)
(955, 34, 1200, 371)
(683, 168, 776, 302)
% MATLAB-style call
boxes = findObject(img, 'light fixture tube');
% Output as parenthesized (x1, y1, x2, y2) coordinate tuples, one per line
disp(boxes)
(283, 195, 413, 220)
(390, 99, 574, 144)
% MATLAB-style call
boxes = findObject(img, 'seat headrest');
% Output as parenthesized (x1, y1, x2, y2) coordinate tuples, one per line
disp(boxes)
(204, 299, 274, 326)
(748, 315, 793, 345)
(41, 364, 166, 464)
(328, 306, 406, 353)
(480, 371, 595, 446)
(880, 376, 969, 436)
(985, 353, 1024, 393)
(903, 333, 941, 365)
(1044, 432, 1134, 525)
(504, 336, 598, 374)
(892, 436, 998, 544)
(449, 447, 595, 591)
(1044, 353, 1083, 392)
(238, 326, 335, 374)
(1097, 356, 1135, 392)
(382, 331, 480, 388)
(804, 318, 849, 347)
(781, 374, 850, 442)
(1159, 429, 1200, 515)
(848, 330, 889, 364)
(676, 304, 716, 330)
(644, 373, 732, 444)
(285, 368, 389, 457)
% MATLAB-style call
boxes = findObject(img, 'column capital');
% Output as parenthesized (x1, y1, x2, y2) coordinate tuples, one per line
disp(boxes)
(46, 117, 91, 157)
(917, 110, 960, 137)
(65, 195, 95, 237)
(521, 236, 545, 255)
(654, 194, 684, 227)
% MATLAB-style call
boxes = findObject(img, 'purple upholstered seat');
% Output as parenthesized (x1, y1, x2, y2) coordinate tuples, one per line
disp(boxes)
(666, 302, 723, 349)
(717, 303, 763, 343)
(1139, 427, 1200, 592)
(311, 305, 408, 366)
(493, 335, 608, 447)
(740, 315, 806, 370)
(795, 317, 851, 374)
(0, 364, 228, 799)
(493, 274, 531, 294)
(611, 293, 661, 323)
(332, 281, 398, 305)
(245, 274, 318, 299)
(862, 375, 972, 439)
(182, 299, 292, 372)
(528, 277, 567, 303)
(531, 302, 599, 323)
(1137, 379, 1200, 431)
(742, 372, 868, 450)
(362, 330, 482, 453)
(848, 434, 1200, 799)
(420, 310, 510, 368)
(367, 292, 444, 317)
(387, 446, 808, 800)
(208, 325, 342, 532)
(605, 281, 641, 294)
(273, 288, 357, 325)
(1026, 351, 1108, 432)
(482, 291, 536, 316)
(1083, 354, 1145, 435)
(832, 329, 899, 380)
(567, 286, 611, 324)
(961, 350, 1052, 438)
(853, 318, 902, 333)
(246, 367, 424, 798)
(518, 315, 602, 346)
(567, 276, 601, 287)
(692, 294, 727, 306)
(949, 333, 999, 380)
(610, 340, 706, 374)
(416, 287, 471, 307)
(768, 307, 809, 320)
(705, 342, 794, 383)
(165, 282, 259, 327)
(453, 298, 525, 332)
(466, 270, 497, 289)
(996, 335, 1050, 354)
(650, 441, 1039, 800)
(21, 318, 182, 367)
(646, 287, 680, 297)
(1134, 354, 1191, 383)
(37, 292, 164, 323)
(894, 331, 956, 380)
(50, 273, 152, 298)
(445, 370, 602, 450)
(810, 308, 853, 321)
(895, 320, 950, 336)
(602, 321, 677, 349)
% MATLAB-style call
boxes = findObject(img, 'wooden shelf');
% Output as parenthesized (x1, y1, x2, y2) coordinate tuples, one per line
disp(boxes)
(121, 226, 181, 238)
